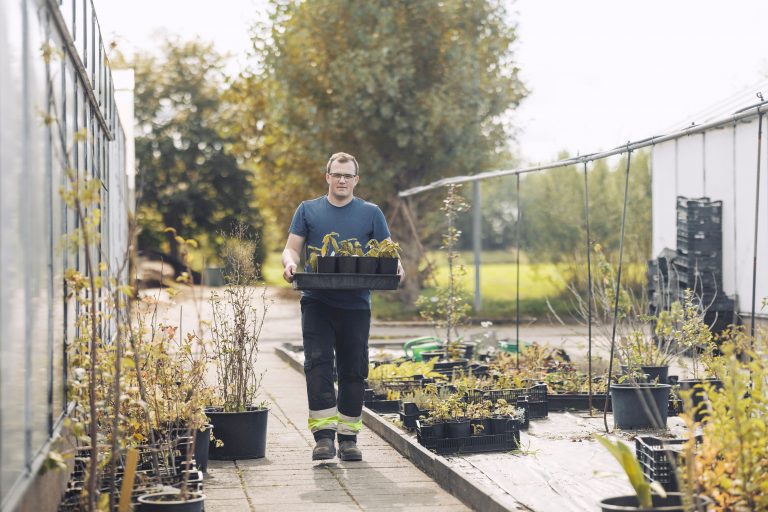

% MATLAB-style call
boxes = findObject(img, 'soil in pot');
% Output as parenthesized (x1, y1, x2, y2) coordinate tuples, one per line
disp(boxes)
(357, 256, 378, 274)
(137, 491, 205, 512)
(317, 256, 336, 273)
(445, 420, 471, 439)
(337, 256, 357, 273)
(599, 492, 710, 512)
(610, 383, 671, 429)
(207, 406, 269, 460)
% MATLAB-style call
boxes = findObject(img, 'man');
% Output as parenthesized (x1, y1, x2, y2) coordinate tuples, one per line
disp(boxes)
(282, 152, 403, 461)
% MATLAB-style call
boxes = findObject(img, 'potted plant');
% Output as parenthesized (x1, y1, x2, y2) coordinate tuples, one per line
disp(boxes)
(490, 399, 525, 434)
(594, 434, 710, 511)
(669, 291, 724, 424)
(208, 225, 270, 459)
(337, 238, 362, 273)
(359, 239, 382, 274)
(308, 231, 339, 273)
(368, 239, 401, 274)
(677, 327, 767, 511)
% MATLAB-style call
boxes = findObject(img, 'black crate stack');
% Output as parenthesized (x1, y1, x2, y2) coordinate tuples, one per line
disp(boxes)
(647, 197, 736, 336)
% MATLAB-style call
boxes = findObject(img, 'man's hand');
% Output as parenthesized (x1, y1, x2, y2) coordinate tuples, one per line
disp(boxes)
(283, 262, 297, 283)
(397, 261, 405, 282)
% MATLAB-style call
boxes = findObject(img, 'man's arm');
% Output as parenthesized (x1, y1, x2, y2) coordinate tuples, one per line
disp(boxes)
(282, 233, 305, 283)
(384, 237, 405, 282)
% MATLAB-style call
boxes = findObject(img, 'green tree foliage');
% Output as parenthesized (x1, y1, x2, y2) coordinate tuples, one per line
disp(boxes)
(453, 151, 652, 263)
(131, 38, 263, 264)
(226, 0, 527, 274)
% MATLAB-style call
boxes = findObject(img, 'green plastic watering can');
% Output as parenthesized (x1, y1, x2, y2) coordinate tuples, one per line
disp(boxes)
(403, 336, 442, 361)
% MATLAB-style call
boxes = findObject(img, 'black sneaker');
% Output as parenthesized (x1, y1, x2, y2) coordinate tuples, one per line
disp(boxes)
(338, 440, 363, 461)
(312, 438, 336, 460)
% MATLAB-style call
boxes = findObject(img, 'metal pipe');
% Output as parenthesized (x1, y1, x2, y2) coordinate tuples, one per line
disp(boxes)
(604, 147, 633, 433)
(515, 174, 521, 369)
(399, 101, 768, 198)
(750, 113, 763, 339)
(473, 181, 482, 311)
(583, 162, 593, 413)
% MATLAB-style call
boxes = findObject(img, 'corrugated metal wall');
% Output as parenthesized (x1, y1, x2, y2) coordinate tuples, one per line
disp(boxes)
(651, 117, 768, 317)
(0, 0, 128, 509)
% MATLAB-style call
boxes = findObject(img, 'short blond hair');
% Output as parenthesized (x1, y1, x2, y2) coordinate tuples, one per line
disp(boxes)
(326, 152, 359, 175)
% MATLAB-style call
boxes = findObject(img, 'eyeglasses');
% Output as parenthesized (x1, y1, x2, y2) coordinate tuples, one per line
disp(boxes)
(328, 173, 357, 181)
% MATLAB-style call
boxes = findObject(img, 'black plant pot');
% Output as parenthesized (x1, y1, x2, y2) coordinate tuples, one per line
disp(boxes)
(421, 350, 446, 362)
(194, 425, 212, 472)
(378, 257, 398, 274)
(317, 256, 336, 273)
(207, 407, 269, 460)
(621, 365, 669, 384)
(610, 384, 671, 429)
(599, 492, 711, 511)
(678, 378, 722, 424)
(337, 256, 357, 273)
(137, 491, 205, 512)
(357, 256, 378, 274)
(402, 402, 420, 415)
(489, 416, 514, 435)
(445, 420, 471, 439)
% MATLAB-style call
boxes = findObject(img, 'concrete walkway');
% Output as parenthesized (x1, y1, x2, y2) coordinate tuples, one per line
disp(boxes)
(203, 348, 469, 511)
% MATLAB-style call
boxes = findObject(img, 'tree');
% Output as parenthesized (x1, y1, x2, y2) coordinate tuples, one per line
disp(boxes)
(228, 0, 527, 300)
(131, 37, 263, 264)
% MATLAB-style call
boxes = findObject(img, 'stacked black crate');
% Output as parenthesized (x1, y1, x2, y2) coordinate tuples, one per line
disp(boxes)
(673, 197, 735, 335)
(647, 248, 681, 316)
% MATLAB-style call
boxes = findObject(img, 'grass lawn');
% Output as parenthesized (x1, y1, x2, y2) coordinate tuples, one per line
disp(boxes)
(261, 250, 646, 321)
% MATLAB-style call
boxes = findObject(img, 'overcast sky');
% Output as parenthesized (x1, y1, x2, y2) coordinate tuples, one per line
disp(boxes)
(94, 0, 768, 164)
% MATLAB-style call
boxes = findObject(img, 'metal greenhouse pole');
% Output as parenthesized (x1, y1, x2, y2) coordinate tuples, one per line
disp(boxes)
(603, 147, 632, 433)
(582, 162, 594, 413)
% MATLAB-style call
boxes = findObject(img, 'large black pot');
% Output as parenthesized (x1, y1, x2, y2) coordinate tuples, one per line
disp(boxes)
(599, 492, 710, 511)
(610, 384, 671, 429)
(138, 491, 205, 512)
(207, 407, 269, 460)
(678, 378, 722, 424)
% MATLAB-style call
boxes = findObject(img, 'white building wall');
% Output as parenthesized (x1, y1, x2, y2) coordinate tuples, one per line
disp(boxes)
(652, 116, 768, 318)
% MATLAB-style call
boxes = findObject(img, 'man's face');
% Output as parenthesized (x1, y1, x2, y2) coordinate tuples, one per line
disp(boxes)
(326, 160, 359, 200)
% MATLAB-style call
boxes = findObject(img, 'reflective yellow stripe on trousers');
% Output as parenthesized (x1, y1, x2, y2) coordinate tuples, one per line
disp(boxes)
(308, 406, 338, 432)
(337, 412, 363, 435)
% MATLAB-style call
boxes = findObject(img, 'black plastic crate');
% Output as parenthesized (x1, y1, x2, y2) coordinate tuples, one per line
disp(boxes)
(416, 421, 520, 455)
(467, 385, 548, 419)
(364, 399, 400, 414)
(635, 436, 687, 491)
(292, 272, 400, 290)
(547, 393, 611, 412)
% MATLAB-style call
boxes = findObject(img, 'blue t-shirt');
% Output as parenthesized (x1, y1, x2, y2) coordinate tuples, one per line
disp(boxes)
(288, 196, 391, 309)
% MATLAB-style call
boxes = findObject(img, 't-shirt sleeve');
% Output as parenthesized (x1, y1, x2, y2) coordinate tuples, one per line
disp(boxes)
(372, 206, 391, 241)
(288, 202, 307, 237)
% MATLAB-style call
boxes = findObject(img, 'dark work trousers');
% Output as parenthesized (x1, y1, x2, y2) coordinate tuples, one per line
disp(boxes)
(301, 298, 371, 442)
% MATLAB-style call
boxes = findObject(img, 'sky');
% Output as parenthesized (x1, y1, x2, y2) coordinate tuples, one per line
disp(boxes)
(93, 0, 768, 165)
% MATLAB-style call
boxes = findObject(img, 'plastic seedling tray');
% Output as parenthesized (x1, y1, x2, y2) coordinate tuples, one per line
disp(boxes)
(416, 420, 521, 455)
(293, 272, 400, 290)
(364, 399, 401, 414)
